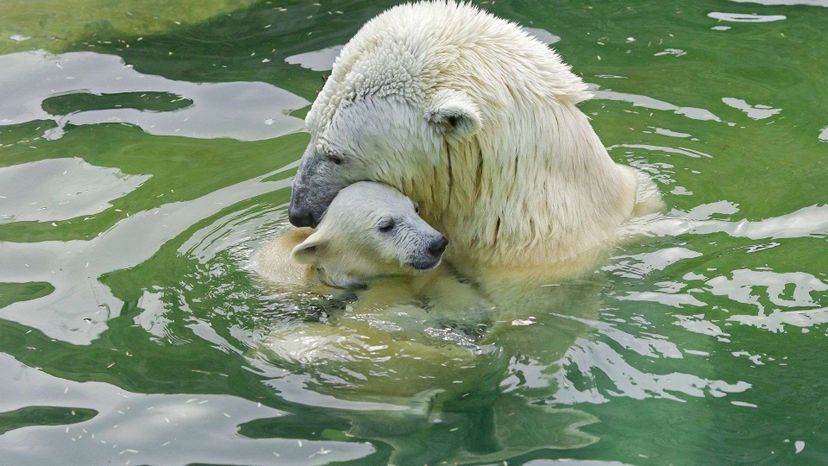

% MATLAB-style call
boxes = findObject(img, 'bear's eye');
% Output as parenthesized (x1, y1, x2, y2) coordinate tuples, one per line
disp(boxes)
(325, 151, 344, 165)
(377, 218, 395, 233)
(413, 203, 420, 214)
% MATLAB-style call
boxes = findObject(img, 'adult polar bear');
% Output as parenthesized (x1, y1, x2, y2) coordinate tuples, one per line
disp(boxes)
(289, 1, 655, 269)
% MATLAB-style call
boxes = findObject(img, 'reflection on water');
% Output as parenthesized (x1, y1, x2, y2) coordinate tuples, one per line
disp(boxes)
(722, 97, 781, 120)
(282, 27, 560, 73)
(1, 0, 827, 464)
(635, 203, 828, 240)
(0, 157, 149, 223)
(285, 45, 344, 72)
(0, 354, 373, 465)
(0, 168, 292, 344)
(524, 27, 562, 45)
(0, 51, 308, 140)
(589, 84, 722, 122)
(708, 11, 787, 22)
(554, 337, 750, 403)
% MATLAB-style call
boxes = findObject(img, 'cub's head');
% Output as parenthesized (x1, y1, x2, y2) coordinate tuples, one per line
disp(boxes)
(290, 182, 448, 289)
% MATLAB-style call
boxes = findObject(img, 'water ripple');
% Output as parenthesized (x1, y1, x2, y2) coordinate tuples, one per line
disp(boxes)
(0, 166, 293, 345)
(0, 157, 149, 224)
(589, 84, 721, 122)
(0, 354, 373, 464)
(553, 339, 751, 403)
(708, 12, 787, 22)
(0, 51, 308, 141)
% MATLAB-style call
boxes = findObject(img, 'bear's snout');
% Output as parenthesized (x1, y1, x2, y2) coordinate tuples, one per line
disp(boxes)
(428, 236, 448, 256)
(407, 235, 448, 271)
(288, 203, 317, 228)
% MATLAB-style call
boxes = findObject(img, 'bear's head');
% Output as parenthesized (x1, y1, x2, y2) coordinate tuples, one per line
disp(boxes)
(288, 88, 481, 228)
(291, 182, 448, 289)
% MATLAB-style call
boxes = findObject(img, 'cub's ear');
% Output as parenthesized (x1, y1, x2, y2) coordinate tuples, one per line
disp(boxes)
(291, 235, 326, 265)
(426, 90, 482, 141)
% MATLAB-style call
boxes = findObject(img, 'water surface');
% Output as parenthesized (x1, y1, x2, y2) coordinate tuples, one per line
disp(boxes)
(1, 1, 827, 464)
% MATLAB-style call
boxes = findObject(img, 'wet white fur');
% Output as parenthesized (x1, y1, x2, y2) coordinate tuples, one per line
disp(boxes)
(256, 182, 443, 288)
(306, 1, 659, 269)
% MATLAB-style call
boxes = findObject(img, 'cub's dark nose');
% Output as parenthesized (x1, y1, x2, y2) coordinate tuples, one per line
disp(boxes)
(428, 236, 448, 256)
(288, 205, 316, 227)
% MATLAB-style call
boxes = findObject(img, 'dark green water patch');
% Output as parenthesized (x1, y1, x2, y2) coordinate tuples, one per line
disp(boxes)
(0, 120, 57, 147)
(42, 91, 193, 115)
(0, 282, 54, 309)
(0, 406, 97, 434)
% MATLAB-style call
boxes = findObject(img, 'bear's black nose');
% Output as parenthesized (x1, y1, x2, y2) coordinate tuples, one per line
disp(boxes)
(289, 205, 316, 228)
(429, 236, 449, 256)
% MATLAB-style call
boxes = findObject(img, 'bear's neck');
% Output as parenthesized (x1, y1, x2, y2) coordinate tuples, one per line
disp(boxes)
(422, 102, 637, 269)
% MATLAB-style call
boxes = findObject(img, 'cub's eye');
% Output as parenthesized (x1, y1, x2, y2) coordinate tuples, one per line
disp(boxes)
(413, 203, 420, 214)
(377, 218, 395, 233)
(325, 151, 344, 165)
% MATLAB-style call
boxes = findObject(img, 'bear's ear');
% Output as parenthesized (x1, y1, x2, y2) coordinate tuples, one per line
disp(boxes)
(426, 90, 481, 141)
(291, 235, 326, 265)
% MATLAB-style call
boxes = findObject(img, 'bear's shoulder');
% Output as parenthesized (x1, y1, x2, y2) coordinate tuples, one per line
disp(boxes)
(254, 228, 315, 286)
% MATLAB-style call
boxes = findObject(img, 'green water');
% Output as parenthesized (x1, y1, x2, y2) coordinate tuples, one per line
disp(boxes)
(1, 0, 826, 464)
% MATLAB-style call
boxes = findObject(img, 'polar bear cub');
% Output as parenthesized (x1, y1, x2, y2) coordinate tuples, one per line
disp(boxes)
(255, 181, 449, 290)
